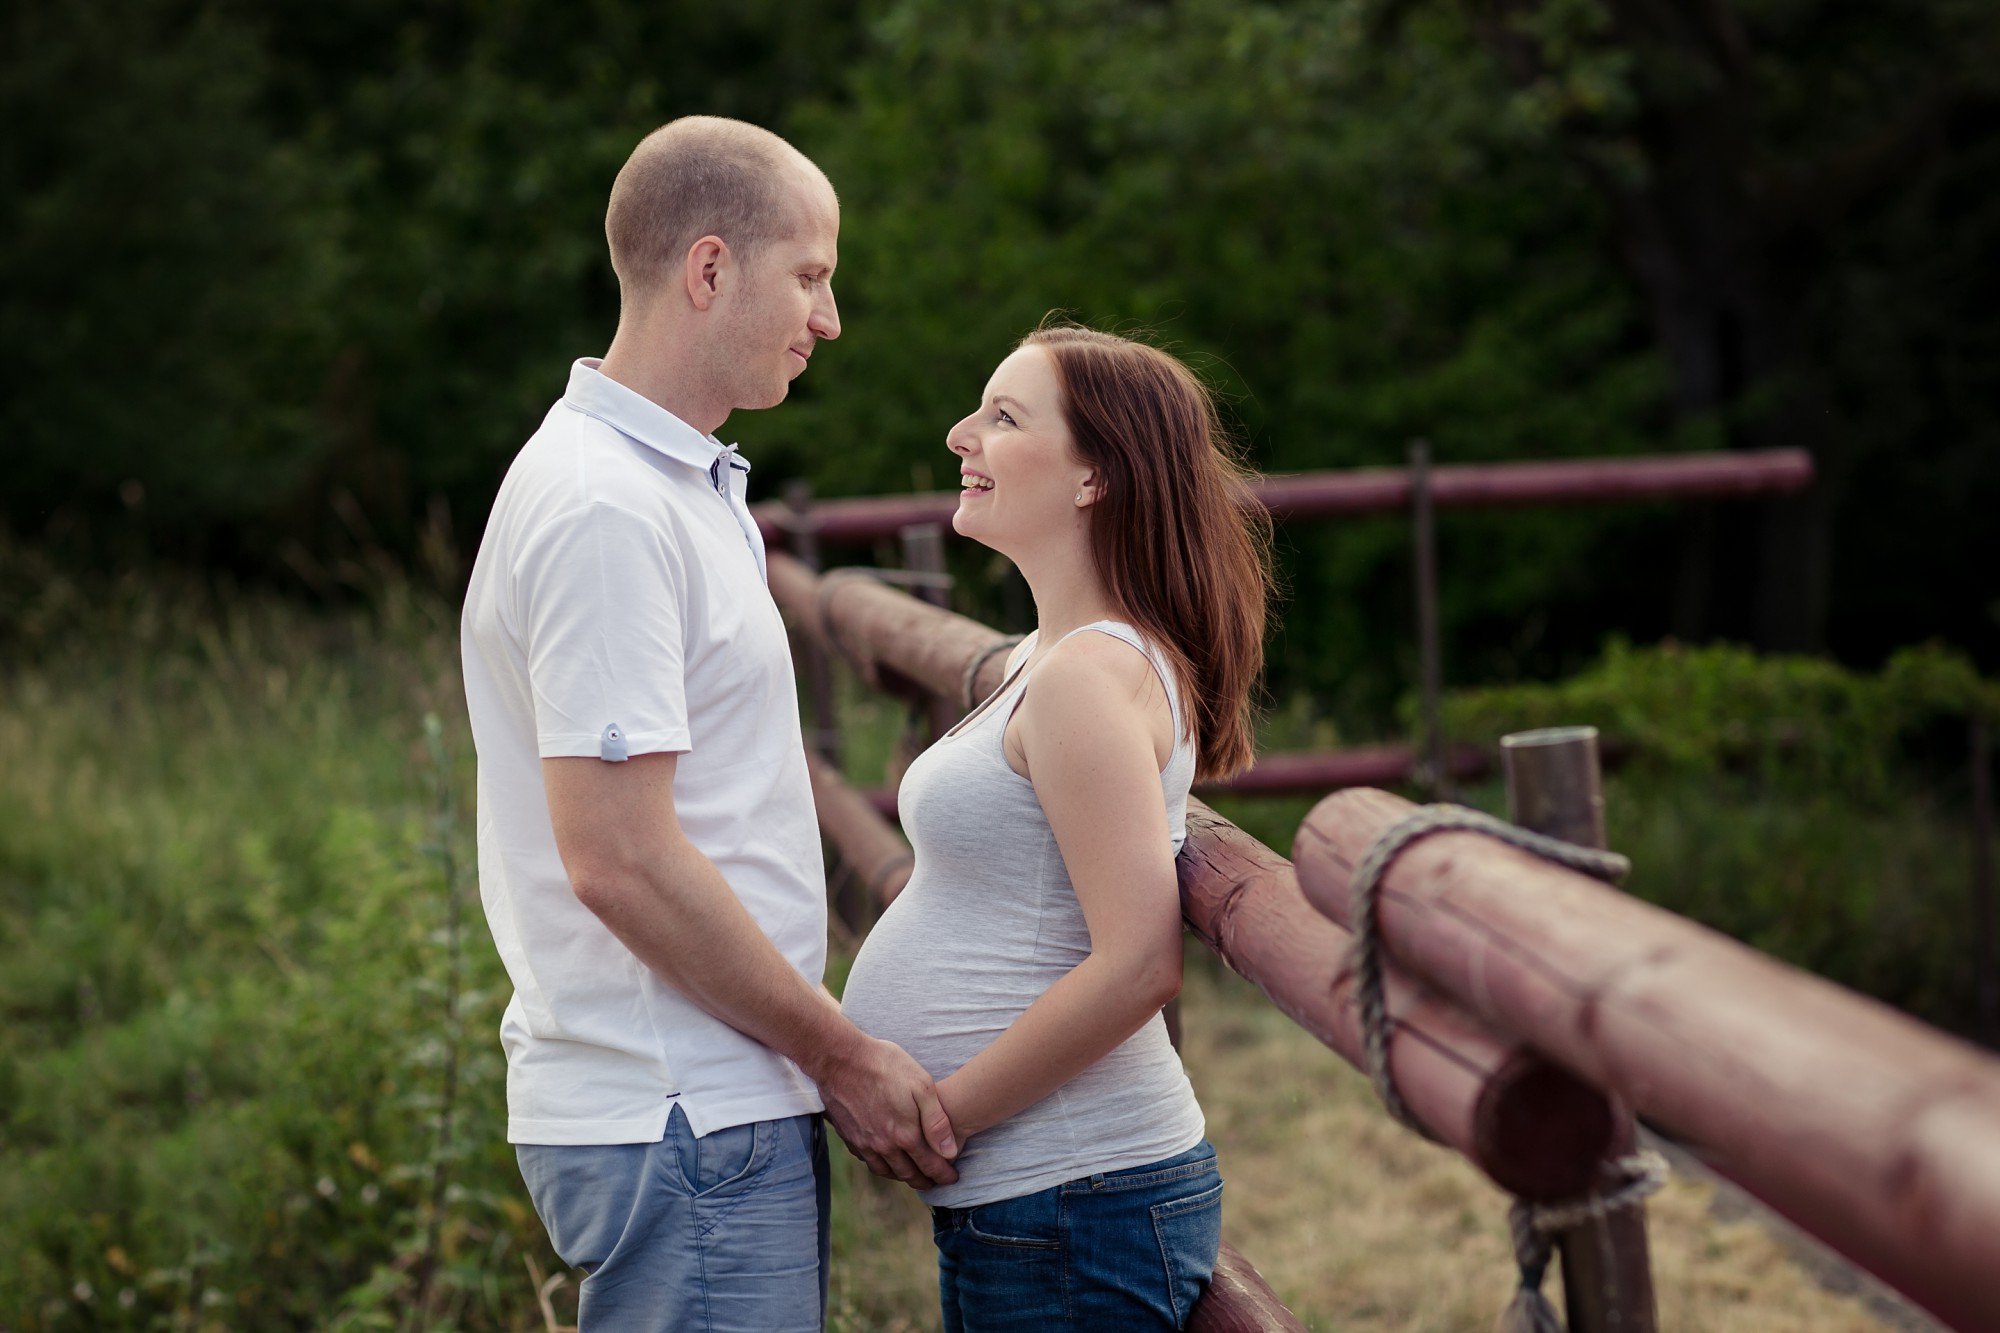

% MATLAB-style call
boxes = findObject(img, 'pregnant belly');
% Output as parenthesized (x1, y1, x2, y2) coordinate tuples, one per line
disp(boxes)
(840, 905, 1063, 1082)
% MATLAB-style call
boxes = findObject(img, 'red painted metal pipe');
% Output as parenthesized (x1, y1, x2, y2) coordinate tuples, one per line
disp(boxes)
(865, 743, 1493, 818)
(755, 449, 1813, 546)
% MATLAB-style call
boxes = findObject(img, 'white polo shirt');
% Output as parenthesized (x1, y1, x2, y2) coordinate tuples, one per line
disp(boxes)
(461, 358, 827, 1144)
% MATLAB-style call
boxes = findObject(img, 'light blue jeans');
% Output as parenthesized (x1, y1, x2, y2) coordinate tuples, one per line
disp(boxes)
(516, 1104, 828, 1332)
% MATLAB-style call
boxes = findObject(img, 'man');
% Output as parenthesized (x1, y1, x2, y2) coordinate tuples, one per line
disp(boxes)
(460, 117, 956, 1331)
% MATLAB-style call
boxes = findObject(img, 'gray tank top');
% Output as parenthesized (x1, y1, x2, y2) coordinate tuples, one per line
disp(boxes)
(840, 620, 1204, 1207)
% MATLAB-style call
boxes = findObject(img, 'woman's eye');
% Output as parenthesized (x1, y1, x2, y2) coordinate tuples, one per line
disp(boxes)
(996, 410, 1016, 427)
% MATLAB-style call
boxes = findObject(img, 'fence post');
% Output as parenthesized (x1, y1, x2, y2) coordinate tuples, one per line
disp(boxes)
(1410, 440, 1448, 801)
(899, 521, 960, 741)
(786, 480, 842, 765)
(1501, 725, 1658, 1333)
(1972, 714, 1998, 1041)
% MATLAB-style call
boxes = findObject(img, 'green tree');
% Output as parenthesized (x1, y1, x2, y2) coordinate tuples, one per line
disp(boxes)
(1421, 0, 2000, 653)
(774, 0, 1663, 705)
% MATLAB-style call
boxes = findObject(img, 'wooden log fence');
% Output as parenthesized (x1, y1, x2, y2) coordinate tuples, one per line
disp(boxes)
(1292, 786, 2000, 1332)
(777, 549, 2000, 1330)
(774, 554, 1641, 1327)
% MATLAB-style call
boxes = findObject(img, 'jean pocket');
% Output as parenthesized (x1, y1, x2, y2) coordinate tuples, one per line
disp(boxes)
(964, 1191, 1063, 1250)
(1151, 1180, 1223, 1326)
(670, 1117, 769, 1198)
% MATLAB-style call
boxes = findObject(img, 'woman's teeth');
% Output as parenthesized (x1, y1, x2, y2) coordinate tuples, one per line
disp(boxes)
(961, 476, 994, 491)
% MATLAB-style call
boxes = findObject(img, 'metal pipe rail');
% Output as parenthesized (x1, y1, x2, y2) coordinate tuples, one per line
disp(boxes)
(755, 448, 1813, 546)
(862, 742, 1500, 819)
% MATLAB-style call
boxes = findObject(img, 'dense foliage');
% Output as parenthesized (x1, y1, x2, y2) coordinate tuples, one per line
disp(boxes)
(1439, 638, 2000, 795)
(1432, 640, 2000, 1029)
(5, 0, 1996, 701)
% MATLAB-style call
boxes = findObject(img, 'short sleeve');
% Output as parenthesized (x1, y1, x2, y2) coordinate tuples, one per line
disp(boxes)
(513, 501, 693, 760)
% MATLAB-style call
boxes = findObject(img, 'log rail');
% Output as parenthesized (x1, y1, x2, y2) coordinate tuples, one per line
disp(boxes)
(775, 548, 2000, 1331)
(1294, 788, 2000, 1333)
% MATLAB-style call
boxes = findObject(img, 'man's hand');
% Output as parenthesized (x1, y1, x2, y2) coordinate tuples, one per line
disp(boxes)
(816, 1035, 959, 1190)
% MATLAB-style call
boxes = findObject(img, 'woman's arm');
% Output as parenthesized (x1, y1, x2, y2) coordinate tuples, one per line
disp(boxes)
(934, 635, 1184, 1140)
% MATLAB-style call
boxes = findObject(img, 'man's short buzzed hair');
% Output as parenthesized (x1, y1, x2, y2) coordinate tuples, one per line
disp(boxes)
(606, 116, 817, 303)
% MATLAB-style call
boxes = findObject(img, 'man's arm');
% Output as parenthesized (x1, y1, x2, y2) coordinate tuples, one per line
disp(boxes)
(542, 751, 957, 1186)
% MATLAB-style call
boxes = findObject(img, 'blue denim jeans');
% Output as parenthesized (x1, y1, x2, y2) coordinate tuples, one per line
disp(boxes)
(930, 1140, 1223, 1331)
(515, 1105, 829, 1332)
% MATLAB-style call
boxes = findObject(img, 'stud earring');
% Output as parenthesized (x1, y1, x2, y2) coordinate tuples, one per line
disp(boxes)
(1075, 492, 1085, 504)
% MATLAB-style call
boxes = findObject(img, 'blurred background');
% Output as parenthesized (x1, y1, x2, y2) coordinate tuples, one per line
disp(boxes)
(3, 1, 1997, 1329)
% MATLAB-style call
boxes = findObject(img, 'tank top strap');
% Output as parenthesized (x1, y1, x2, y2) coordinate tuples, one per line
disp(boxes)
(1064, 620, 1188, 758)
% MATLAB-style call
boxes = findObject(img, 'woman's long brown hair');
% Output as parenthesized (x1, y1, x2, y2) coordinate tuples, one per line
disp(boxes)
(1023, 325, 1272, 781)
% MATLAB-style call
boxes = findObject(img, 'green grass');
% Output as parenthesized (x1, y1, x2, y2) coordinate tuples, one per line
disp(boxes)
(0, 558, 1969, 1328)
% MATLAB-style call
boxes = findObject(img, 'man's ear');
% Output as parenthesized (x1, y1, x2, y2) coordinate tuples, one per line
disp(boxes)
(683, 235, 729, 311)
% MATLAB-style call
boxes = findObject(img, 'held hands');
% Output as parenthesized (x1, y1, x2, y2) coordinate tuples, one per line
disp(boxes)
(817, 1034, 960, 1191)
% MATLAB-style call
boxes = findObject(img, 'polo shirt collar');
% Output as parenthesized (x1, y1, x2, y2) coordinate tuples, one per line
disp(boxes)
(563, 358, 749, 479)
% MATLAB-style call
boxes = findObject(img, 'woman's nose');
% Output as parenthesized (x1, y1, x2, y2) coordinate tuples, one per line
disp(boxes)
(945, 417, 976, 455)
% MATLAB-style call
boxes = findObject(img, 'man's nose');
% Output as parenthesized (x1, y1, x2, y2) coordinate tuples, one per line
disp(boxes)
(811, 287, 841, 341)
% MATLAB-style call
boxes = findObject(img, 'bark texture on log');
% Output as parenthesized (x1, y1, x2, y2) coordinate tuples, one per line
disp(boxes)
(1293, 786, 2000, 1333)
(768, 552, 1012, 707)
(1188, 1242, 1307, 1333)
(754, 450, 1812, 546)
(1180, 801, 1612, 1200)
(805, 752, 913, 908)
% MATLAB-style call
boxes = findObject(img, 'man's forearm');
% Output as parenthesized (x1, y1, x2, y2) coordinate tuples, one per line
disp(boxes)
(576, 839, 857, 1082)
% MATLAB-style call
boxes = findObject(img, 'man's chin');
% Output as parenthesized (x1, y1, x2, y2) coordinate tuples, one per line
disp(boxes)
(744, 381, 791, 411)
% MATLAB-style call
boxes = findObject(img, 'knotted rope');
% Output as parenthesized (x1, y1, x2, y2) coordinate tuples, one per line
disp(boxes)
(1343, 803, 1667, 1331)
(961, 635, 1025, 710)
(1497, 1150, 1670, 1332)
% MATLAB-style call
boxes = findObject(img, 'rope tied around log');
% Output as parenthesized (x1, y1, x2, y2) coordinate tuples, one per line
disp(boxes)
(1497, 1151, 1670, 1331)
(1344, 803, 1667, 1332)
(961, 635, 1025, 711)
(1349, 802, 1630, 1138)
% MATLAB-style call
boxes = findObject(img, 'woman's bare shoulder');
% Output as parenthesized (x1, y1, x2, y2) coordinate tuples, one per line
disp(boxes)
(1018, 629, 1170, 735)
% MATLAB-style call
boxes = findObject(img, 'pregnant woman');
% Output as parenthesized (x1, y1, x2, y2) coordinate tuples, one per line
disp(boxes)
(840, 324, 1272, 1330)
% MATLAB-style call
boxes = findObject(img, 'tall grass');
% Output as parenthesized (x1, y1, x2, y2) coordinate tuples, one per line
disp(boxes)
(0, 550, 527, 1329)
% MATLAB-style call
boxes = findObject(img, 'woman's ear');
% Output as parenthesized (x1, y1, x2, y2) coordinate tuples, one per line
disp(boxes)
(1075, 473, 1102, 508)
